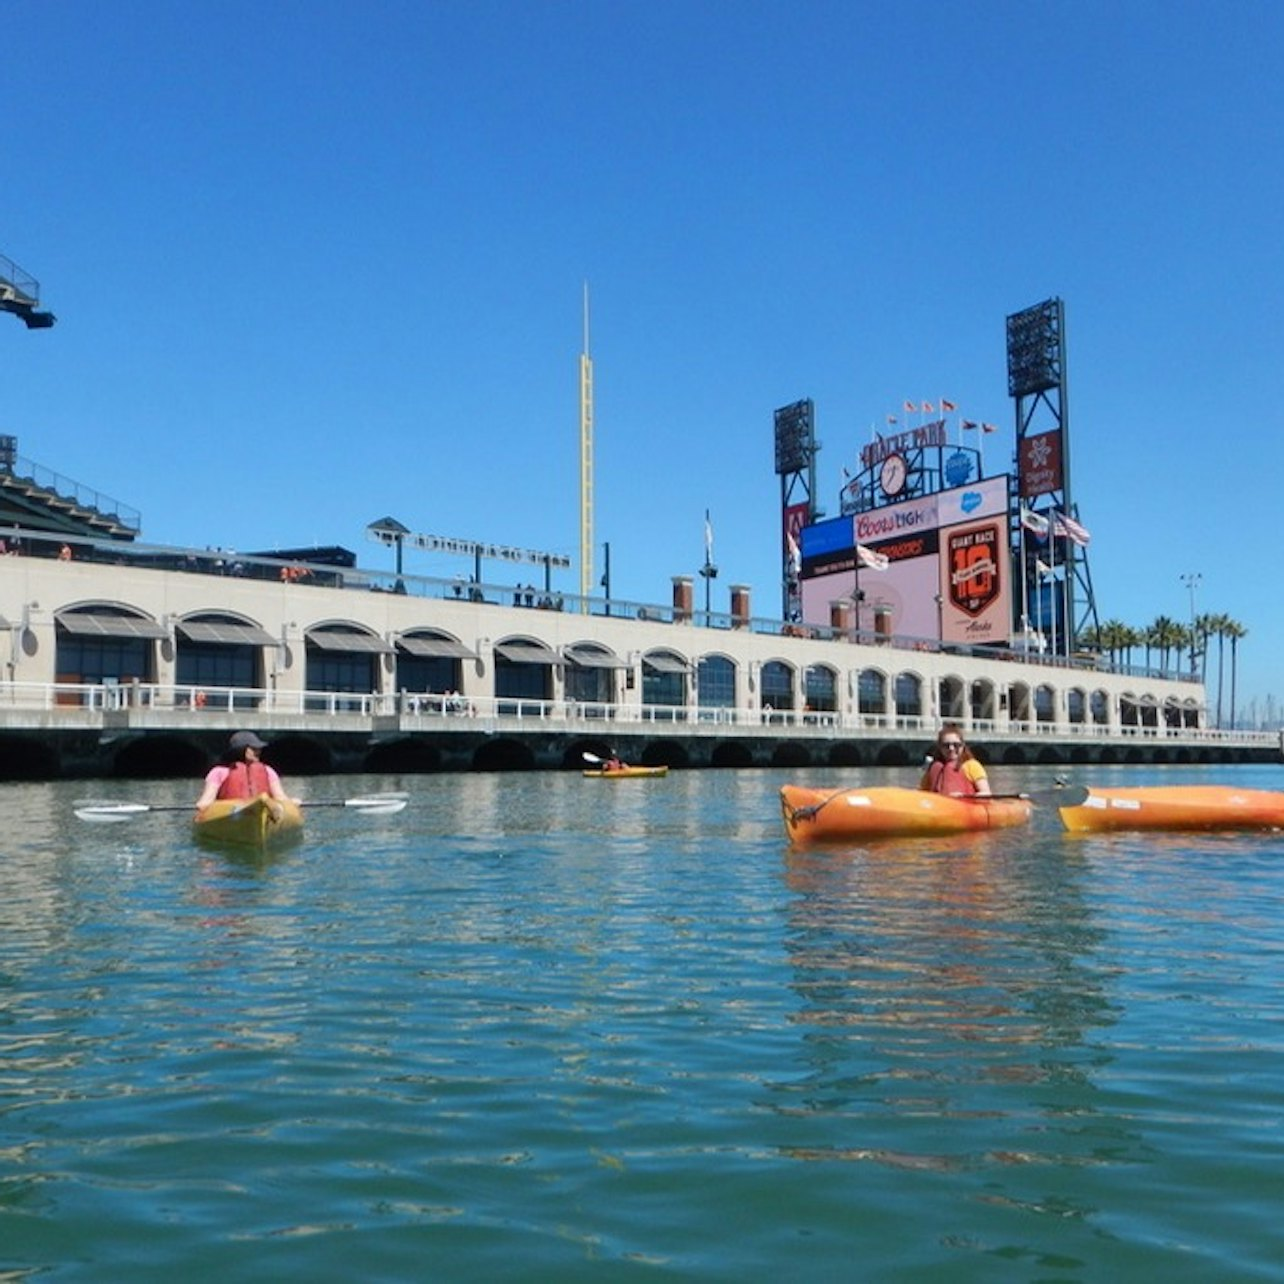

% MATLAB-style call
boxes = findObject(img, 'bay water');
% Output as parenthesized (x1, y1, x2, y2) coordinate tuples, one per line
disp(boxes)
(2, 763, 1283, 1282)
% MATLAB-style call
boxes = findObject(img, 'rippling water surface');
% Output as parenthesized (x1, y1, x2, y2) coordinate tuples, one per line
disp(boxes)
(2, 764, 1283, 1281)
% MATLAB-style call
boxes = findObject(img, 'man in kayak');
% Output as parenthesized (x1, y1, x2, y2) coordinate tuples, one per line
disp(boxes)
(195, 731, 299, 815)
(920, 724, 992, 796)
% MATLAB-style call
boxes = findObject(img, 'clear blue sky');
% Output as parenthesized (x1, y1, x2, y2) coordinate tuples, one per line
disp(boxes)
(4, 2, 1282, 718)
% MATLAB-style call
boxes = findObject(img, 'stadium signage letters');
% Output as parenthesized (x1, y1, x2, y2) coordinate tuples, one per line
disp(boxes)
(859, 420, 947, 472)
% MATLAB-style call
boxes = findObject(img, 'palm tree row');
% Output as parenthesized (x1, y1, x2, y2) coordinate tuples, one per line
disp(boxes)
(1092, 614, 1248, 728)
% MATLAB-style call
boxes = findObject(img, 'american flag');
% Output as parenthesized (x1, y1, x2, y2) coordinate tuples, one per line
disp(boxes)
(1052, 510, 1091, 547)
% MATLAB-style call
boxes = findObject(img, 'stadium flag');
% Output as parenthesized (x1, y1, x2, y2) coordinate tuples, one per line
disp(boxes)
(1052, 510, 1091, 546)
(1035, 558, 1053, 577)
(903, 400, 916, 413)
(786, 530, 802, 577)
(1020, 506, 1049, 536)
(922, 401, 935, 414)
(981, 422, 998, 433)
(941, 398, 957, 412)
(961, 419, 978, 431)
(886, 415, 897, 425)
(856, 544, 890, 571)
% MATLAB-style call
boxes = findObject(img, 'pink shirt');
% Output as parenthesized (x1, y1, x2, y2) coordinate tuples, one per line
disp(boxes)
(203, 763, 284, 795)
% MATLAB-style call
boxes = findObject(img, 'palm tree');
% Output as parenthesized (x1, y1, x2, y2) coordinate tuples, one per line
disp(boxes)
(1097, 619, 1131, 667)
(1206, 612, 1231, 728)
(1193, 611, 1220, 685)
(1174, 622, 1194, 677)
(1122, 624, 1143, 670)
(1148, 616, 1183, 675)
(1224, 618, 1246, 729)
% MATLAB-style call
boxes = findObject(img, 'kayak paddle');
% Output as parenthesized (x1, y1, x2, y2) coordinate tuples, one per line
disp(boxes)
(74, 793, 409, 822)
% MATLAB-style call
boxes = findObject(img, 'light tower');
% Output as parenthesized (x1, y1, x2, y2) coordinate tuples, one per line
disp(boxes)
(579, 283, 593, 614)
(773, 399, 820, 620)
(1007, 297, 1097, 657)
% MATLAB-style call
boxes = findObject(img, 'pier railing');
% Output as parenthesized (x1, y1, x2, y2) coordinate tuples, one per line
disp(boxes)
(0, 678, 1274, 751)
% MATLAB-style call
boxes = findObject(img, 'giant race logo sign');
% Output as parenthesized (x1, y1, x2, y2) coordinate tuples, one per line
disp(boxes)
(946, 521, 1002, 617)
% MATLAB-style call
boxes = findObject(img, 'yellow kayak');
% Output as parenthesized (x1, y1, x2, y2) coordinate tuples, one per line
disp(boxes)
(582, 765, 669, 779)
(194, 794, 304, 849)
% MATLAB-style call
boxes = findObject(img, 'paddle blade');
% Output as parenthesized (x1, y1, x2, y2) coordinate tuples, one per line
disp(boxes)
(74, 802, 153, 822)
(581, 752, 604, 765)
(342, 795, 408, 814)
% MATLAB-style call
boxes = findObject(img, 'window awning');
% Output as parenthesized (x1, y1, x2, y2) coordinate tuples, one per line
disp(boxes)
(397, 635, 478, 659)
(177, 620, 276, 646)
(564, 644, 629, 669)
(57, 612, 168, 640)
(493, 641, 563, 666)
(306, 630, 393, 654)
(642, 652, 689, 674)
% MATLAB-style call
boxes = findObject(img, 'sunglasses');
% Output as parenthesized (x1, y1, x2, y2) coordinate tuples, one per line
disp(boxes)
(941, 741, 963, 751)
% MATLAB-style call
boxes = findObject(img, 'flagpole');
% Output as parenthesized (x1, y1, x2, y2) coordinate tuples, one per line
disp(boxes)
(1020, 512, 1029, 651)
(1049, 511, 1059, 660)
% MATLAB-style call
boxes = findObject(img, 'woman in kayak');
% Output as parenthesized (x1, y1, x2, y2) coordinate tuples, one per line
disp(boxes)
(195, 730, 299, 814)
(920, 723, 992, 796)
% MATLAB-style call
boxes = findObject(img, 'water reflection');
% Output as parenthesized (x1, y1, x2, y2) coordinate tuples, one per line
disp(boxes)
(775, 822, 1124, 1167)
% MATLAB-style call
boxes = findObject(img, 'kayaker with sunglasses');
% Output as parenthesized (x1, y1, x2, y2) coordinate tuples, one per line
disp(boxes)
(920, 723, 992, 797)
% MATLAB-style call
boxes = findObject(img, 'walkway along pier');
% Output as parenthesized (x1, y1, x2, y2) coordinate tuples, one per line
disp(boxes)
(0, 528, 1275, 779)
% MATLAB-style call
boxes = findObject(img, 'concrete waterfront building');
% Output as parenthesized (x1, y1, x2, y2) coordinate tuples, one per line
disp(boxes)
(0, 525, 1272, 780)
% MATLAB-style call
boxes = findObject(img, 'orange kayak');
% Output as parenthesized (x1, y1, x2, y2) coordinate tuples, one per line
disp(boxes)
(781, 785, 1032, 843)
(1058, 785, 1284, 833)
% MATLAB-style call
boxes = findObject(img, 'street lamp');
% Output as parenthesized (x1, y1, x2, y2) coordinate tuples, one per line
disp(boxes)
(1180, 571, 1202, 678)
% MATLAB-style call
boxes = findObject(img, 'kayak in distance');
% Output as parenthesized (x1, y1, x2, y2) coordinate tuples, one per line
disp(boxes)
(582, 765, 670, 779)
(194, 794, 305, 849)
(1058, 785, 1284, 833)
(780, 784, 1032, 843)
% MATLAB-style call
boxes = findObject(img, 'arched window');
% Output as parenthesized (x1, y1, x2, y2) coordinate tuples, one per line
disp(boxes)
(55, 606, 167, 702)
(970, 679, 997, 722)
(761, 661, 795, 711)
(642, 651, 688, 720)
(396, 633, 477, 699)
(697, 655, 736, 709)
(803, 665, 836, 713)
(305, 624, 390, 710)
(894, 673, 922, 718)
(1035, 684, 1056, 723)
(858, 669, 886, 716)
(1090, 690, 1109, 725)
(493, 638, 558, 706)
(175, 613, 275, 710)
(564, 643, 626, 708)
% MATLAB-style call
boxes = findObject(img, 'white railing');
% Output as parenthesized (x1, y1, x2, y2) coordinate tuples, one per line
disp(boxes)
(0, 678, 1277, 750)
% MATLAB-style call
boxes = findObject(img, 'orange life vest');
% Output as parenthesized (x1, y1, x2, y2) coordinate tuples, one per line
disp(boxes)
(216, 761, 271, 800)
(923, 758, 979, 796)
